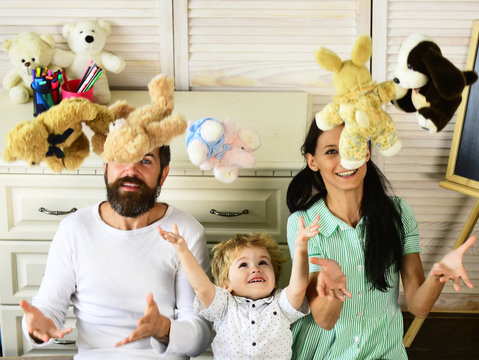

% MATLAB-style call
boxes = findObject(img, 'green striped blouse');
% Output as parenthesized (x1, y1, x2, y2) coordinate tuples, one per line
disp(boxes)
(287, 197, 421, 360)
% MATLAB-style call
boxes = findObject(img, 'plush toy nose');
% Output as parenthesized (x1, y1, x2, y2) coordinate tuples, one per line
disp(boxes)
(24, 62, 31, 67)
(393, 77, 400, 84)
(85, 35, 94, 43)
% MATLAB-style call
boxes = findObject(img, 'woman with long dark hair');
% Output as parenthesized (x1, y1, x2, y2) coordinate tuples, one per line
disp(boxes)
(287, 121, 476, 359)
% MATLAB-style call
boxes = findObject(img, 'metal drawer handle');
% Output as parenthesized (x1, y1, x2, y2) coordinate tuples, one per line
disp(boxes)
(54, 338, 76, 345)
(210, 209, 249, 217)
(39, 207, 78, 216)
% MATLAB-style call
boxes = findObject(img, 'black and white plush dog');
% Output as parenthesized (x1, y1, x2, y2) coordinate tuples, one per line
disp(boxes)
(392, 34, 477, 133)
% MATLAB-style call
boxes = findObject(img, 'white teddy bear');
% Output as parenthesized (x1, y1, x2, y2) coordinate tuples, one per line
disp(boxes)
(53, 19, 125, 104)
(2, 32, 62, 103)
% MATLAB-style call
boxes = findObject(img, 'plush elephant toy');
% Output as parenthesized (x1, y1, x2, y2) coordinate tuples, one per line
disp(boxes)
(186, 117, 261, 183)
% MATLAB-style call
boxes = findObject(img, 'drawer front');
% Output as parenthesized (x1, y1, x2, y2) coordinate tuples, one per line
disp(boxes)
(0, 241, 51, 304)
(161, 176, 290, 244)
(0, 305, 77, 357)
(0, 175, 291, 244)
(0, 175, 105, 240)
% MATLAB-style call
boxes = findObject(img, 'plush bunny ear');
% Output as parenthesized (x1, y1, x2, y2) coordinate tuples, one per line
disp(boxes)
(422, 44, 466, 99)
(315, 46, 342, 73)
(351, 35, 372, 67)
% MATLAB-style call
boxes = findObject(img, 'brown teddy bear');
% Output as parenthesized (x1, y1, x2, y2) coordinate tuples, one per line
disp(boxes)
(3, 98, 114, 173)
(315, 35, 401, 170)
(101, 74, 187, 164)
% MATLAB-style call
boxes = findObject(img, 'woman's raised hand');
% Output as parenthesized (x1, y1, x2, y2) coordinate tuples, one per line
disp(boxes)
(430, 235, 476, 291)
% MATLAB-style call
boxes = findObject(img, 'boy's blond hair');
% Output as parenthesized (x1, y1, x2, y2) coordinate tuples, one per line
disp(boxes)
(211, 233, 287, 288)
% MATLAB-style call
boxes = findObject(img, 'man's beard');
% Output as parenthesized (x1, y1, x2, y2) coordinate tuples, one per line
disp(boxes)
(105, 175, 160, 218)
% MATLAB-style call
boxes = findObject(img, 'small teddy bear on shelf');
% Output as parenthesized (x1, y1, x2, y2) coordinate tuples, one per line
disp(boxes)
(100, 74, 187, 164)
(315, 35, 401, 170)
(392, 34, 478, 133)
(53, 19, 125, 104)
(186, 117, 261, 183)
(2, 32, 63, 104)
(3, 98, 114, 173)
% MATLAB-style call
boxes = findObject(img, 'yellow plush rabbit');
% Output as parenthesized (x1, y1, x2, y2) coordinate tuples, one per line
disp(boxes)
(315, 35, 401, 170)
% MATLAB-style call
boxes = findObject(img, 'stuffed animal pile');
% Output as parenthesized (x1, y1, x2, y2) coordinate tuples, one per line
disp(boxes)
(101, 74, 187, 164)
(315, 35, 401, 170)
(186, 117, 261, 183)
(392, 34, 478, 133)
(3, 98, 114, 173)
(3, 73, 187, 172)
(53, 19, 125, 104)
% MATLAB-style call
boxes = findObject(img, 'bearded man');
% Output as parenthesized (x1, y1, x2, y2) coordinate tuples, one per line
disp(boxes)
(20, 146, 211, 360)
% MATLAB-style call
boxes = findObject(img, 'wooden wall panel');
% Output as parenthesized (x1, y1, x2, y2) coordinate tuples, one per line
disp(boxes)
(0, 0, 173, 89)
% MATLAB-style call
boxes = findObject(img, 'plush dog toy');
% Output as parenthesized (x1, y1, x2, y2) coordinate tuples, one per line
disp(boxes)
(101, 74, 187, 164)
(392, 34, 478, 133)
(53, 19, 125, 104)
(2, 32, 64, 104)
(3, 98, 114, 173)
(315, 35, 401, 170)
(186, 117, 261, 183)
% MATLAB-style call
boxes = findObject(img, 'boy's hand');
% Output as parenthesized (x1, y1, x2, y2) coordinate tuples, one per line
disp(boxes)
(430, 235, 476, 291)
(158, 224, 188, 252)
(296, 215, 320, 247)
(310, 258, 352, 302)
(20, 300, 72, 343)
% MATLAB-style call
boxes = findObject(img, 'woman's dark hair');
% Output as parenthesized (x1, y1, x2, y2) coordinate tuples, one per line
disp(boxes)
(287, 121, 404, 292)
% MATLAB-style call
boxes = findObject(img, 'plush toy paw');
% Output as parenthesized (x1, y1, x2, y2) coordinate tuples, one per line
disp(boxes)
(341, 158, 366, 171)
(315, 111, 334, 131)
(214, 166, 240, 184)
(379, 139, 402, 157)
(9, 85, 30, 104)
(417, 113, 438, 133)
(355, 109, 370, 128)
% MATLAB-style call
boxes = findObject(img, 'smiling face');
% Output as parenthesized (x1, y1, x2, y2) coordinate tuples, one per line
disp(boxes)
(306, 125, 368, 196)
(225, 246, 276, 300)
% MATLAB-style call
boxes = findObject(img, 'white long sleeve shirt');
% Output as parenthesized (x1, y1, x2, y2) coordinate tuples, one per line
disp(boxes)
(23, 202, 211, 359)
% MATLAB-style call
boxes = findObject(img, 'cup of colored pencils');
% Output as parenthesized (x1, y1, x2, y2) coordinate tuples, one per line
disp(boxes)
(61, 61, 102, 101)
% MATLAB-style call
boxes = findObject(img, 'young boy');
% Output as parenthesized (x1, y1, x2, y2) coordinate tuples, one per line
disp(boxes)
(158, 216, 349, 359)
